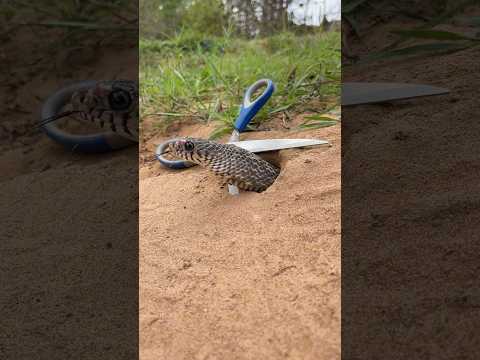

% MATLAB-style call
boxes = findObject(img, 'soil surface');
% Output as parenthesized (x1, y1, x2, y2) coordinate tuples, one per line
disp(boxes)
(139, 114, 341, 360)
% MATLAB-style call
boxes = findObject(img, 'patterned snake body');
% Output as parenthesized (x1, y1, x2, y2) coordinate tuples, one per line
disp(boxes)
(166, 138, 280, 192)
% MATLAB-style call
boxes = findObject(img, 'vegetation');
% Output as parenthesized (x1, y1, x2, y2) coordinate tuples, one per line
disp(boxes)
(140, 1, 341, 138)
(139, 0, 327, 39)
(140, 30, 340, 138)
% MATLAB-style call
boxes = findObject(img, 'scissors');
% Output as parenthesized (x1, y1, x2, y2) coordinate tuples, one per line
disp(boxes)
(155, 79, 330, 195)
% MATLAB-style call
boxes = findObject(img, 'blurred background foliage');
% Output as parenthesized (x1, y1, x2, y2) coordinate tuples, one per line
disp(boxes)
(139, 0, 341, 137)
(140, 0, 340, 39)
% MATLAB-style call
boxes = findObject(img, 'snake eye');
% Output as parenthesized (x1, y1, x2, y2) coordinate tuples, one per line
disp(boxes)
(108, 89, 131, 110)
(184, 141, 195, 152)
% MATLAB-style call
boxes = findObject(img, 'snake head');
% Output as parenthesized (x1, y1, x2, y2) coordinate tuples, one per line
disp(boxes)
(70, 80, 138, 114)
(166, 138, 215, 165)
(166, 138, 198, 157)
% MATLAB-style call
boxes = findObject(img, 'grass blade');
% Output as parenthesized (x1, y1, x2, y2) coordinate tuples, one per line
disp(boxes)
(20, 20, 136, 31)
(300, 114, 338, 129)
(391, 29, 477, 41)
(209, 126, 232, 140)
(269, 104, 294, 114)
(299, 121, 338, 129)
(361, 42, 472, 62)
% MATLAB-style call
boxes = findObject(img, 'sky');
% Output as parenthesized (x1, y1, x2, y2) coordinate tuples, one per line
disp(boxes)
(288, 0, 341, 25)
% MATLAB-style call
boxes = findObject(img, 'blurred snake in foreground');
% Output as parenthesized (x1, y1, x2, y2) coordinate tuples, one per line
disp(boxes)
(40, 80, 280, 192)
(39, 80, 139, 142)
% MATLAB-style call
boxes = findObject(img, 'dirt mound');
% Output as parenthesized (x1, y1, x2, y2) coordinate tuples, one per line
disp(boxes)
(140, 119, 340, 360)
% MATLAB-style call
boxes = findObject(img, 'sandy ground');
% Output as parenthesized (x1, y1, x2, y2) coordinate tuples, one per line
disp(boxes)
(139, 115, 341, 359)
(342, 4, 480, 358)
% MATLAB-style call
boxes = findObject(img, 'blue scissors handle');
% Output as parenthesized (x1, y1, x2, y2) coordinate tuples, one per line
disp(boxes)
(234, 79, 275, 132)
(155, 138, 196, 169)
(156, 79, 275, 169)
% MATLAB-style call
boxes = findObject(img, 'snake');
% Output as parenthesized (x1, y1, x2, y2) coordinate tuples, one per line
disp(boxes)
(41, 80, 280, 192)
(162, 138, 280, 192)
(39, 80, 139, 142)
(71, 80, 139, 142)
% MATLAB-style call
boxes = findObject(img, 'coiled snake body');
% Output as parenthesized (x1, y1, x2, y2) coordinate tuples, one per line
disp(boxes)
(45, 80, 279, 192)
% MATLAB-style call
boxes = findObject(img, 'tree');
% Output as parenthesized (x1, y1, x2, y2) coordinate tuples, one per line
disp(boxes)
(223, 0, 293, 37)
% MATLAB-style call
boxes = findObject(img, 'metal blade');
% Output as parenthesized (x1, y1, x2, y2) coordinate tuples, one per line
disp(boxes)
(342, 82, 449, 106)
(228, 139, 330, 153)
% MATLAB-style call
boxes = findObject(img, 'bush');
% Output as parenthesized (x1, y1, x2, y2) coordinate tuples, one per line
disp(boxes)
(180, 0, 227, 37)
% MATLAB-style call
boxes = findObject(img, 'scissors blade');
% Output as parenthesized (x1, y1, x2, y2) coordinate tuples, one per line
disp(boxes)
(228, 139, 330, 153)
(342, 82, 449, 106)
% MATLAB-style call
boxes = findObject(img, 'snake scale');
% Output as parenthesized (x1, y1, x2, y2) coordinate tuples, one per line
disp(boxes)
(44, 80, 280, 192)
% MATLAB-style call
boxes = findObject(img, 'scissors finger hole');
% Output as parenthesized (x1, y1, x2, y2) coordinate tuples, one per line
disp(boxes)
(244, 79, 273, 106)
(155, 139, 197, 169)
(250, 84, 267, 102)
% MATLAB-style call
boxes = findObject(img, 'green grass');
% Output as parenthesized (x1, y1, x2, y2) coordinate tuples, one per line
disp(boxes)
(140, 30, 341, 139)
